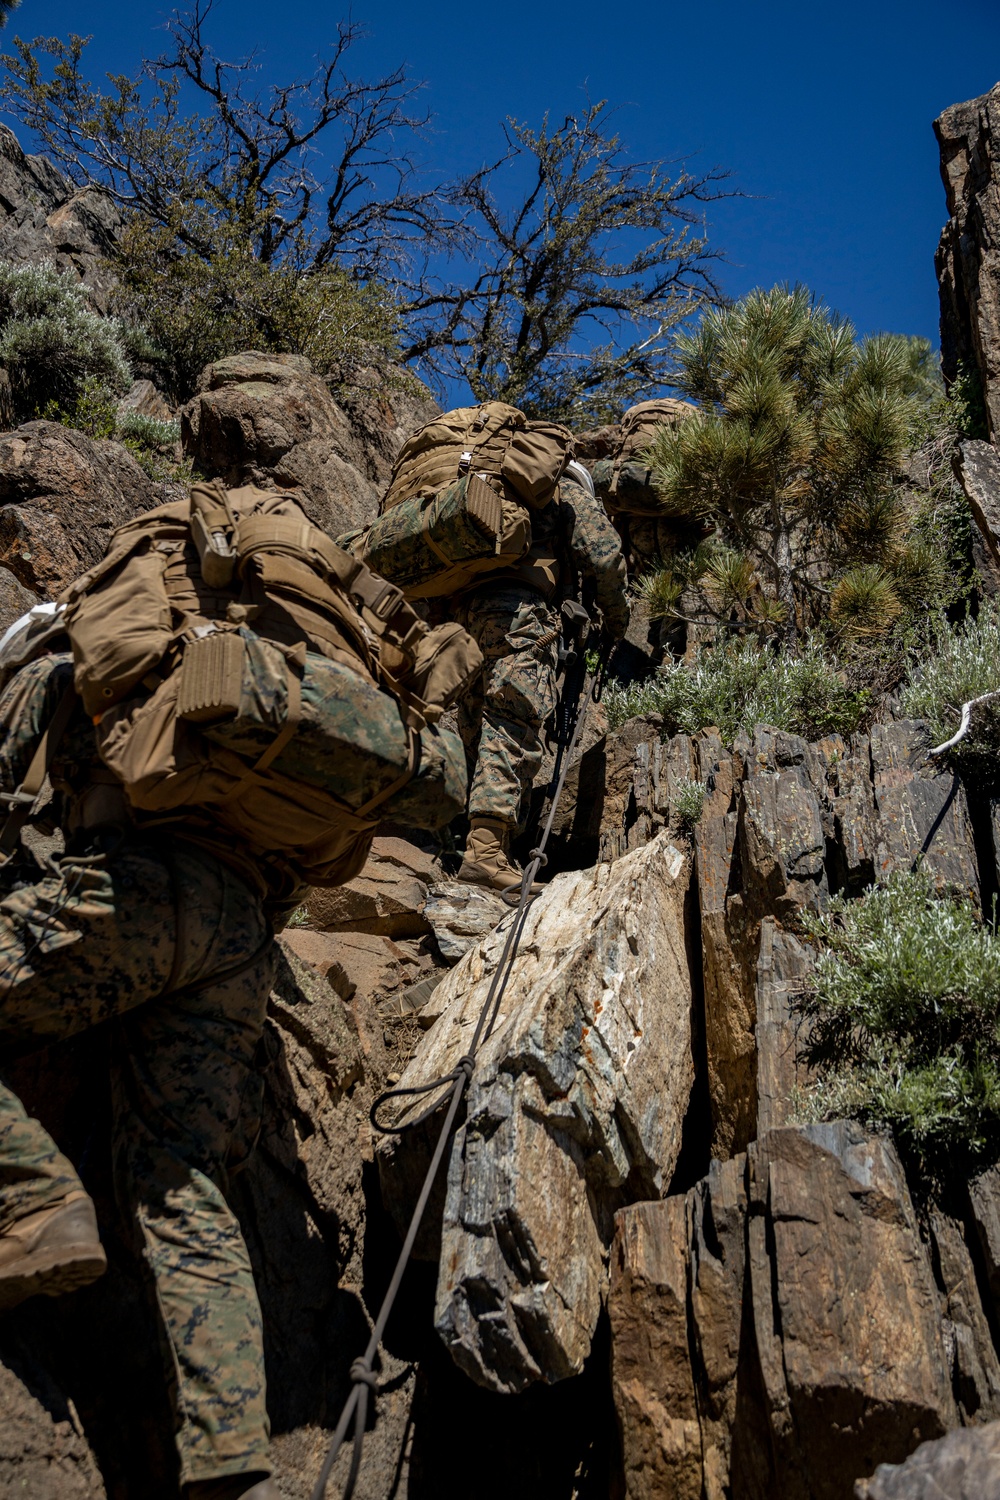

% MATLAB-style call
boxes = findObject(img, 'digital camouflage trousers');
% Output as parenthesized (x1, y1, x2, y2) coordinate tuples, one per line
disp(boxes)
(455, 584, 560, 831)
(0, 838, 276, 1485)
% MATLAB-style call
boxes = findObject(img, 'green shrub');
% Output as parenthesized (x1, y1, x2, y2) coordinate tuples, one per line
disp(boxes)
(799, 873, 1000, 1164)
(603, 635, 870, 743)
(0, 262, 132, 420)
(112, 227, 401, 399)
(672, 777, 706, 829)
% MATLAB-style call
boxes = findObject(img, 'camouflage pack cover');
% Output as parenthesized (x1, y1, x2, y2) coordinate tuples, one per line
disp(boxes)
(347, 472, 532, 599)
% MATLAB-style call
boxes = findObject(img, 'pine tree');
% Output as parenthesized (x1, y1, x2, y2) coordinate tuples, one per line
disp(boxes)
(647, 286, 934, 641)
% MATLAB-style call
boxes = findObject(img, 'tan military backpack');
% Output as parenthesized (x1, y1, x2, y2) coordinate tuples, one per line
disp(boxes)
(381, 402, 573, 514)
(598, 398, 700, 517)
(343, 403, 573, 600)
(56, 481, 481, 888)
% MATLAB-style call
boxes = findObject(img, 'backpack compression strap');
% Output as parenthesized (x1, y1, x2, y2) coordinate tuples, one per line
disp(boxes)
(0, 682, 79, 859)
(235, 515, 427, 657)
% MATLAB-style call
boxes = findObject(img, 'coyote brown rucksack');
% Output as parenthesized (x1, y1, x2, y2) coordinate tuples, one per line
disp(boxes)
(50, 480, 481, 889)
(381, 402, 573, 515)
(342, 403, 573, 600)
(595, 398, 700, 518)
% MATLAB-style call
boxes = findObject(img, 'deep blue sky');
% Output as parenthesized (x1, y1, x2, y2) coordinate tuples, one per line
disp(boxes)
(9, 0, 1000, 350)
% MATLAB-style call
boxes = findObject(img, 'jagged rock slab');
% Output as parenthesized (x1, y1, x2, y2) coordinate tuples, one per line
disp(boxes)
(928, 1209, 1000, 1424)
(303, 836, 439, 938)
(754, 919, 813, 1135)
(0, 564, 36, 635)
(421, 880, 511, 962)
(378, 832, 695, 1393)
(868, 721, 979, 900)
(695, 730, 757, 1157)
(609, 1125, 966, 1500)
(856, 1420, 1000, 1499)
(610, 1196, 702, 1499)
(740, 1123, 956, 1498)
(935, 85, 1000, 439)
(181, 350, 437, 538)
(0, 125, 122, 311)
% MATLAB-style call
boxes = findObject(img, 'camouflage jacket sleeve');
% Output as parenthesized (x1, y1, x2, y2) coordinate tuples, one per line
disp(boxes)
(0, 653, 93, 796)
(559, 477, 630, 638)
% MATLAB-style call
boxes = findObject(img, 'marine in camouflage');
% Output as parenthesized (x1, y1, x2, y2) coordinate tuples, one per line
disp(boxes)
(454, 476, 629, 831)
(0, 838, 275, 1485)
(0, 657, 279, 1484)
(455, 585, 560, 830)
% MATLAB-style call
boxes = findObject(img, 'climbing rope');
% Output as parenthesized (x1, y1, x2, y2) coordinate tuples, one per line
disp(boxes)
(309, 635, 606, 1500)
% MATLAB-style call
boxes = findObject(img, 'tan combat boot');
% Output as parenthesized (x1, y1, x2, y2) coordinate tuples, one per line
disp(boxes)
(0, 1190, 107, 1312)
(457, 817, 542, 895)
(186, 1477, 280, 1500)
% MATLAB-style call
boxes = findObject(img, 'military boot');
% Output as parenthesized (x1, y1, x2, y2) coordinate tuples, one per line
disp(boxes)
(457, 817, 542, 895)
(186, 1476, 279, 1500)
(0, 1190, 107, 1312)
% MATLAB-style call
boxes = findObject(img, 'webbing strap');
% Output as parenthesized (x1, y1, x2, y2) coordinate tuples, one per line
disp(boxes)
(235, 514, 426, 656)
(0, 684, 78, 858)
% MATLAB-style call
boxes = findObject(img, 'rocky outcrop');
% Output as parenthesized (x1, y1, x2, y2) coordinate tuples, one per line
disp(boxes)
(0, 126, 122, 310)
(0, 421, 180, 597)
(609, 1122, 995, 1500)
(378, 832, 696, 1393)
(180, 351, 438, 539)
(935, 84, 1000, 436)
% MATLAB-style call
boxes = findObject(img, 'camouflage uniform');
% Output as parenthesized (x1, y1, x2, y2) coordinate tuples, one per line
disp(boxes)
(456, 475, 629, 831)
(0, 656, 276, 1486)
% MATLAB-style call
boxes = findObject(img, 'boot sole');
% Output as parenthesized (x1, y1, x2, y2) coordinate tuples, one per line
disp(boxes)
(0, 1241, 108, 1313)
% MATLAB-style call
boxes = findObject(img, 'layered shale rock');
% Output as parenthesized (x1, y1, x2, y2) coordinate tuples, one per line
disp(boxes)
(378, 831, 696, 1392)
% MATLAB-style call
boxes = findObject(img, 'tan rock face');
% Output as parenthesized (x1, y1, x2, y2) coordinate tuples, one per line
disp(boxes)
(610, 1123, 968, 1500)
(0, 421, 177, 597)
(378, 831, 696, 1393)
(180, 351, 438, 538)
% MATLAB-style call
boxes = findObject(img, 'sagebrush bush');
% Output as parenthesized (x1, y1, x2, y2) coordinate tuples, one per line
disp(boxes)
(799, 872, 1000, 1164)
(671, 777, 706, 828)
(0, 261, 132, 419)
(603, 635, 870, 743)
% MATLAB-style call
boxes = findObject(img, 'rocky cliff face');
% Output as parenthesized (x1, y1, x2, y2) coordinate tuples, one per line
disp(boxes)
(5, 114, 1000, 1500)
(0, 125, 122, 311)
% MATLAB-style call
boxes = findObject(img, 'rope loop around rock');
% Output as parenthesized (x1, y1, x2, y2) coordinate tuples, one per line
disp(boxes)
(349, 1359, 378, 1390)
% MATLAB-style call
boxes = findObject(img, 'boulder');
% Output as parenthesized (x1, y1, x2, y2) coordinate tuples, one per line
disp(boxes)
(0, 563, 37, 635)
(420, 880, 513, 962)
(0, 125, 122, 310)
(378, 831, 696, 1393)
(180, 351, 438, 538)
(302, 836, 440, 939)
(856, 1421, 1000, 1499)
(0, 421, 179, 597)
(935, 85, 1000, 439)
